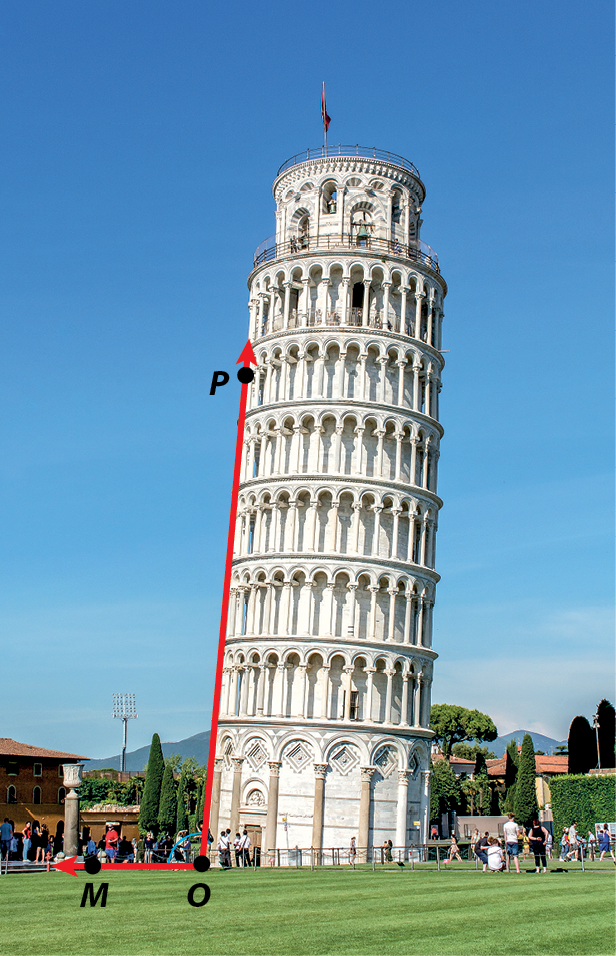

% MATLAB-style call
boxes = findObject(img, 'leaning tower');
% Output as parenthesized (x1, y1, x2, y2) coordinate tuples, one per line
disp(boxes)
(210, 145, 446, 858)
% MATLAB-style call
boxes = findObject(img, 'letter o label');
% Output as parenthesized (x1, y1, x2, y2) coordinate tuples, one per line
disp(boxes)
(187, 883, 211, 907)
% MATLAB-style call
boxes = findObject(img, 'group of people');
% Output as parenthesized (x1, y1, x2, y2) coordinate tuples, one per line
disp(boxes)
(0, 818, 62, 863)
(559, 823, 614, 862)
(217, 828, 253, 868)
(469, 814, 551, 873)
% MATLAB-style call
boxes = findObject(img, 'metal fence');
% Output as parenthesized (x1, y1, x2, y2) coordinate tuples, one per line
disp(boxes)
(276, 146, 421, 179)
(253, 234, 439, 273)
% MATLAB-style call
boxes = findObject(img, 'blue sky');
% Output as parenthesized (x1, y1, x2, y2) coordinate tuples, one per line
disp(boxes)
(0, 0, 612, 758)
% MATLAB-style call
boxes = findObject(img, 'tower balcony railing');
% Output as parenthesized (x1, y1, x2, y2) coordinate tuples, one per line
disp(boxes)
(259, 306, 423, 339)
(276, 144, 421, 179)
(253, 234, 440, 274)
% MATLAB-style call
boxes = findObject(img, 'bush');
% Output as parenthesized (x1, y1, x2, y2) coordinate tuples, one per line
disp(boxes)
(550, 774, 616, 836)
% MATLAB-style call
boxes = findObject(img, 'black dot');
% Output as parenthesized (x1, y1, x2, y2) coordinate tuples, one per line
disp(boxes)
(84, 857, 101, 875)
(237, 367, 254, 384)
(193, 855, 210, 873)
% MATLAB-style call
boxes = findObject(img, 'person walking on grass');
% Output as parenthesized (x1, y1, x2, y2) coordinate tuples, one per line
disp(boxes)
(447, 835, 463, 862)
(559, 827, 569, 861)
(587, 829, 596, 861)
(566, 822, 578, 861)
(0, 819, 13, 862)
(528, 818, 549, 873)
(599, 826, 615, 862)
(503, 812, 521, 873)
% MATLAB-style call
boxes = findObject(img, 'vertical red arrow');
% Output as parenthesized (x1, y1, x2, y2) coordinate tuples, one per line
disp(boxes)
(200, 340, 257, 856)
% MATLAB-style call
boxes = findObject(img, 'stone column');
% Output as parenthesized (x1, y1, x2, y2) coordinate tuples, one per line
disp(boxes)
(400, 286, 408, 334)
(382, 281, 391, 327)
(368, 586, 379, 640)
(274, 663, 286, 718)
(341, 277, 350, 325)
(351, 503, 362, 553)
(362, 280, 371, 326)
(264, 761, 282, 853)
(229, 756, 245, 836)
(282, 281, 292, 329)
(327, 503, 339, 551)
(294, 664, 308, 718)
(354, 428, 364, 476)
(401, 675, 410, 726)
(342, 666, 354, 720)
(415, 293, 425, 340)
(384, 668, 394, 723)
(375, 430, 385, 477)
(372, 506, 383, 558)
(394, 434, 403, 481)
(346, 583, 358, 636)
(209, 757, 223, 843)
(62, 763, 83, 857)
(256, 665, 266, 716)
(413, 679, 422, 727)
(320, 665, 331, 719)
(358, 767, 375, 862)
(387, 589, 397, 641)
(311, 764, 328, 849)
(403, 594, 413, 644)
(364, 668, 375, 722)
(420, 770, 431, 846)
(416, 597, 425, 647)
(395, 770, 410, 854)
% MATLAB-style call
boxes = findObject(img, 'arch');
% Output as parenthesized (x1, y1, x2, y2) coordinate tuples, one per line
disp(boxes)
(32, 786, 42, 805)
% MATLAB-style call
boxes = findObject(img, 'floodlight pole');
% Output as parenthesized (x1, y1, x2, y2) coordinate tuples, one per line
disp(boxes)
(112, 694, 138, 772)
(593, 711, 601, 770)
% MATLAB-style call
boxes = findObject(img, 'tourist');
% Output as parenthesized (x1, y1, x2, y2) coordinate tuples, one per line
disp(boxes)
(85, 836, 97, 858)
(474, 831, 490, 872)
(430, 825, 438, 840)
(218, 830, 231, 868)
(233, 832, 242, 867)
(144, 831, 154, 862)
(117, 836, 133, 862)
(349, 836, 357, 865)
(39, 825, 49, 863)
(599, 826, 614, 862)
(181, 832, 192, 863)
(447, 835, 462, 862)
(528, 818, 549, 873)
(136, 836, 145, 862)
(503, 812, 521, 874)
(567, 822, 578, 861)
(521, 827, 530, 861)
(470, 828, 480, 856)
(559, 827, 569, 861)
(587, 829, 597, 861)
(105, 825, 119, 861)
(1, 818, 13, 862)
(385, 839, 393, 862)
(22, 823, 31, 862)
(486, 837, 504, 871)
(239, 829, 251, 867)
(545, 829, 553, 860)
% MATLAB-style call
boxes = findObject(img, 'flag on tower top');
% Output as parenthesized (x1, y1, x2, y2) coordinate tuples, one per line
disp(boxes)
(321, 83, 331, 134)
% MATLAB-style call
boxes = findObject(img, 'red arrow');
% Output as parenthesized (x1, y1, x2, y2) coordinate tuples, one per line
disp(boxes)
(53, 856, 195, 876)
(236, 339, 257, 367)
(199, 340, 256, 856)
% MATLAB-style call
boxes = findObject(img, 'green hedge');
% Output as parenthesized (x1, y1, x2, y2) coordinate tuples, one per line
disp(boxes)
(550, 774, 616, 836)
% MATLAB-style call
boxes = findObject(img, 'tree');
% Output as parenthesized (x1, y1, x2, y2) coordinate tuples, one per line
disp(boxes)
(175, 766, 191, 834)
(451, 743, 496, 761)
(196, 777, 206, 830)
(596, 699, 615, 769)
(554, 744, 568, 755)
(567, 716, 597, 774)
(513, 733, 538, 827)
(157, 762, 177, 835)
(503, 740, 518, 813)
(473, 751, 492, 815)
(138, 733, 165, 835)
(430, 704, 497, 756)
(429, 758, 460, 824)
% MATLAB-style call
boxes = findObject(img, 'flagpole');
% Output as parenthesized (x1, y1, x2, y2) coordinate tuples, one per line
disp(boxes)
(323, 81, 327, 153)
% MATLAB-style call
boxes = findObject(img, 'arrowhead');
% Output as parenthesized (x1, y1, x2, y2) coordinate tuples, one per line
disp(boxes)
(53, 855, 80, 877)
(236, 340, 257, 366)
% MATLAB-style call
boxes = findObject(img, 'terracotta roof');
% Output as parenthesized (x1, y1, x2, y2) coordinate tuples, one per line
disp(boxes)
(487, 754, 568, 777)
(0, 738, 88, 761)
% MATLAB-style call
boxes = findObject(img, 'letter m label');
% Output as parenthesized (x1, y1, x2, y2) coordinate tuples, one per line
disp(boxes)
(80, 882, 109, 907)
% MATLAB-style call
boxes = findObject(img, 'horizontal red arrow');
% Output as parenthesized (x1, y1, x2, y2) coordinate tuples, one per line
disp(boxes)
(53, 856, 194, 877)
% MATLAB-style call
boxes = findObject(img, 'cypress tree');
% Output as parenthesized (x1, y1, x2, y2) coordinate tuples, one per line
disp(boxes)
(175, 767, 190, 833)
(514, 733, 538, 827)
(503, 740, 518, 812)
(157, 762, 177, 836)
(597, 699, 616, 769)
(138, 733, 165, 835)
(473, 750, 491, 815)
(568, 715, 597, 774)
(196, 777, 206, 830)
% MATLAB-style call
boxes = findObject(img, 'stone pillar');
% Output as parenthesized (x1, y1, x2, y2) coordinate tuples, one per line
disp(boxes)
(264, 761, 282, 853)
(364, 668, 375, 722)
(358, 767, 375, 862)
(229, 756, 245, 836)
(342, 666, 354, 720)
(395, 770, 410, 854)
(384, 668, 394, 723)
(209, 757, 223, 843)
(320, 665, 331, 719)
(62, 763, 83, 857)
(311, 764, 328, 849)
(400, 286, 408, 333)
(401, 675, 410, 726)
(420, 770, 431, 846)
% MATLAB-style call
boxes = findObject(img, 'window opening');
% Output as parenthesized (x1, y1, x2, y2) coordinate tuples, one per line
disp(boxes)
(33, 786, 41, 805)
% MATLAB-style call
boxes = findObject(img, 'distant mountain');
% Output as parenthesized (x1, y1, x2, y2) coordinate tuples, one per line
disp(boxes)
(489, 731, 567, 758)
(86, 731, 210, 772)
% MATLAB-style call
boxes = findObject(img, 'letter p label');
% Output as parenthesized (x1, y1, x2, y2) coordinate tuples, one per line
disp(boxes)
(210, 371, 230, 395)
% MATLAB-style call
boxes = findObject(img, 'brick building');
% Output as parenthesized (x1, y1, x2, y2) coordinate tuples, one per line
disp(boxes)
(1, 738, 88, 833)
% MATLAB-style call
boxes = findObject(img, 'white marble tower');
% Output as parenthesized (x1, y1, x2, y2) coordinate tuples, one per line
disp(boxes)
(211, 146, 446, 857)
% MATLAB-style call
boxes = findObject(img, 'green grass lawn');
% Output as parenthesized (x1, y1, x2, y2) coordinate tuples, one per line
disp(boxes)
(1, 862, 614, 956)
